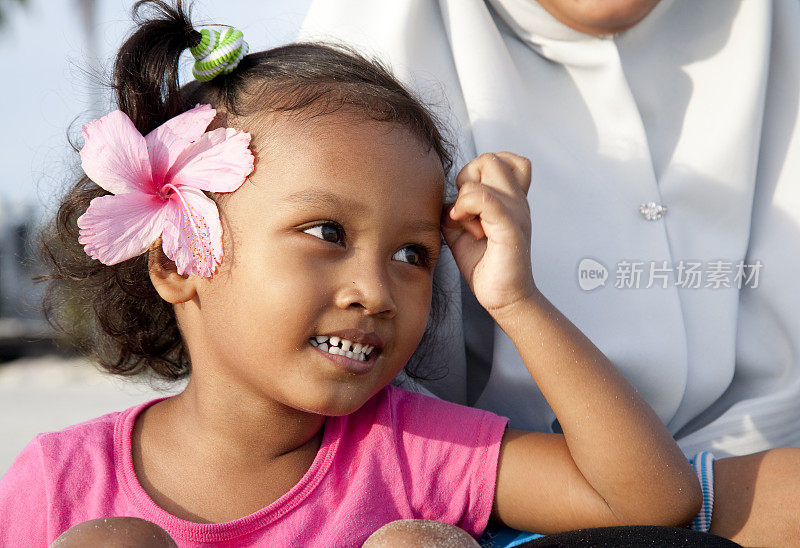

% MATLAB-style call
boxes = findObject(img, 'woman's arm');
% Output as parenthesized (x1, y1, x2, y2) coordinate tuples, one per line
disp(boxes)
(443, 152, 701, 534)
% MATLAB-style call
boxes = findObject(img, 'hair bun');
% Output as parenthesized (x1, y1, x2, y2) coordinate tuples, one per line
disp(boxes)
(190, 28, 249, 81)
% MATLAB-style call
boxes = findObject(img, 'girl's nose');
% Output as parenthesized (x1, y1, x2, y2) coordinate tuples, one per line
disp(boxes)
(334, 264, 397, 318)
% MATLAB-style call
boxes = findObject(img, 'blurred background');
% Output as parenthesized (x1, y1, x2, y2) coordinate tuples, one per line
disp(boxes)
(0, 0, 311, 475)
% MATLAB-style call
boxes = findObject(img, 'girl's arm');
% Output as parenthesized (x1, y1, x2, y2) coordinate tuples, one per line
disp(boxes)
(488, 292, 700, 532)
(442, 152, 702, 534)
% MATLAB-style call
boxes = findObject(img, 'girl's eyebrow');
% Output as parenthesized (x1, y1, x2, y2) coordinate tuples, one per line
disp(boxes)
(281, 188, 441, 236)
(279, 189, 354, 211)
(403, 219, 442, 237)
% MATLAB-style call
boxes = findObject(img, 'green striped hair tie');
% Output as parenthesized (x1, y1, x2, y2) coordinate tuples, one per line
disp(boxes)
(190, 28, 249, 81)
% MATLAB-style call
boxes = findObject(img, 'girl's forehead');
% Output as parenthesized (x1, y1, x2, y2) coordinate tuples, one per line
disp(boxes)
(251, 111, 433, 152)
(244, 112, 445, 197)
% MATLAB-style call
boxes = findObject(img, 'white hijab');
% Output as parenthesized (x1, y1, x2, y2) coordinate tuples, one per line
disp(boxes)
(299, 0, 800, 456)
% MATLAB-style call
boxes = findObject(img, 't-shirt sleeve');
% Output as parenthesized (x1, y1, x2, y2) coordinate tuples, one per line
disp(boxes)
(0, 435, 50, 546)
(387, 386, 509, 537)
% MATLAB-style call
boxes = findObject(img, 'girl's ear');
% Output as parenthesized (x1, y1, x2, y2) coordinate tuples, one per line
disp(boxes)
(147, 241, 197, 304)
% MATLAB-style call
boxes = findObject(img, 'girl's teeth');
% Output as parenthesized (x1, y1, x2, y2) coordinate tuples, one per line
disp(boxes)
(311, 335, 374, 361)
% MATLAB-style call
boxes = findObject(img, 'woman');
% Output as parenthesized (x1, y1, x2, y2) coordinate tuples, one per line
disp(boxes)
(299, 1, 800, 545)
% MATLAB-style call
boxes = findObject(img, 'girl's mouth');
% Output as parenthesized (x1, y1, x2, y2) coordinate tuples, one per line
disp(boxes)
(308, 335, 380, 374)
(308, 335, 375, 361)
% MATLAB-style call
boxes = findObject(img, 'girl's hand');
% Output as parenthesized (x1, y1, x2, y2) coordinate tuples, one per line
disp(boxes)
(442, 153, 702, 533)
(442, 152, 537, 315)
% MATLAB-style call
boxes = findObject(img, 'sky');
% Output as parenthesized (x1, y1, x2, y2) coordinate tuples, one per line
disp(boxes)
(0, 0, 312, 216)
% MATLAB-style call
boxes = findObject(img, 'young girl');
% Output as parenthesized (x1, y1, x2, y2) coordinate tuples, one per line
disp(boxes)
(0, 1, 723, 546)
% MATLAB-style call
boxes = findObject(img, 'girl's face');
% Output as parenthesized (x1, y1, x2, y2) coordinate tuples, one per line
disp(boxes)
(184, 113, 445, 416)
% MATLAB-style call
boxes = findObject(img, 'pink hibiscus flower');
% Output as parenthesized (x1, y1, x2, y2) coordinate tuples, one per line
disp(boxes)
(77, 104, 254, 277)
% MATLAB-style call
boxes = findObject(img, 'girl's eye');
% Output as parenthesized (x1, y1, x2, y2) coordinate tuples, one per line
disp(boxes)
(393, 246, 426, 266)
(303, 223, 345, 245)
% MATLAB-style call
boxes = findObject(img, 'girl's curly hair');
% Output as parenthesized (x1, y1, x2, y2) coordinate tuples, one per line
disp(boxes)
(37, 0, 454, 383)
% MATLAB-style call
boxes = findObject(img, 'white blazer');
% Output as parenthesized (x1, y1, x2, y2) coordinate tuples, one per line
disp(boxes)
(299, 0, 800, 457)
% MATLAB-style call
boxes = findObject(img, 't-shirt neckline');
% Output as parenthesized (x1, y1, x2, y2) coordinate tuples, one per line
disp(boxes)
(113, 395, 344, 542)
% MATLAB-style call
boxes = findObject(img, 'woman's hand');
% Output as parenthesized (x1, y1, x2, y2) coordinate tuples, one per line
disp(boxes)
(711, 448, 800, 546)
(441, 152, 537, 315)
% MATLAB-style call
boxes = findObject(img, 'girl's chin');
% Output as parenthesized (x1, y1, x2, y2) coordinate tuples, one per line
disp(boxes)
(293, 400, 367, 418)
(285, 385, 381, 417)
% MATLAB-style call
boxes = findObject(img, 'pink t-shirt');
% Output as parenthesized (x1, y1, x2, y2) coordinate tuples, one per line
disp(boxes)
(0, 384, 508, 547)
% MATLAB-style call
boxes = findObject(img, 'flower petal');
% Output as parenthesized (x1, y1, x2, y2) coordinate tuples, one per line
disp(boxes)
(145, 104, 216, 184)
(165, 127, 254, 192)
(80, 110, 154, 195)
(161, 186, 223, 277)
(77, 192, 167, 265)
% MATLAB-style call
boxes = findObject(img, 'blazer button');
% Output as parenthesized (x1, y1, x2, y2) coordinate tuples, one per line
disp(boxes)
(640, 202, 667, 221)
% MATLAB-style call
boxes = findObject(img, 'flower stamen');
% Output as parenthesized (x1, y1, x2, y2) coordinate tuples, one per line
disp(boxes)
(161, 183, 202, 240)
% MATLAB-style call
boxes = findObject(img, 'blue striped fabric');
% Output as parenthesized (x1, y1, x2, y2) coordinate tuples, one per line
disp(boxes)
(689, 451, 716, 532)
(478, 523, 544, 547)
